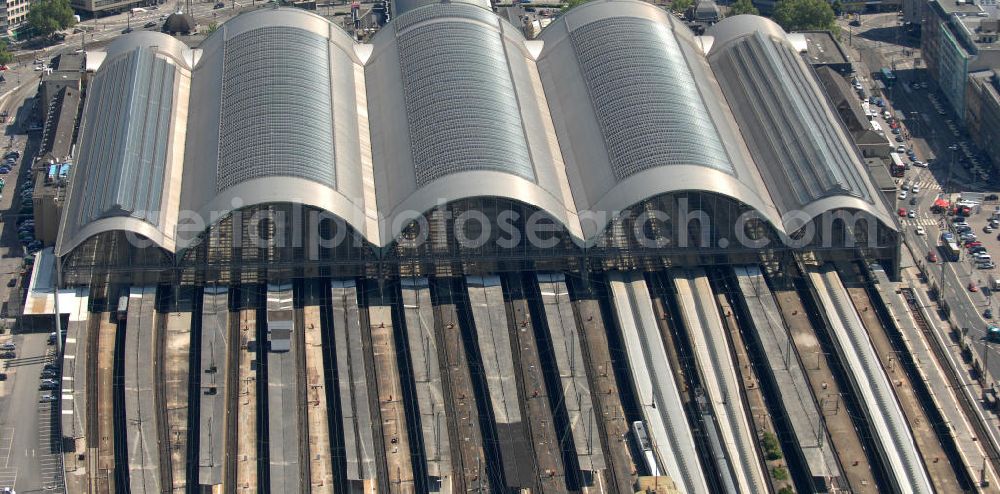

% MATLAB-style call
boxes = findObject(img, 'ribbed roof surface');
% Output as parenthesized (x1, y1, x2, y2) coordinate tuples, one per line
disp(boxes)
(569, 16, 731, 181)
(709, 22, 874, 216)
(394, 3, 534, 187)
(74, 47, 174, 225)
(217, 26, 336, 191)
(58, 5, 896, 258)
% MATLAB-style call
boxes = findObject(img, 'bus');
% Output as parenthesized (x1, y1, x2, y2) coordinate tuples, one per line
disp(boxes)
(889, 152, 906, 177)
(945, 241, 961, 262)
(881, 67, 897, 87)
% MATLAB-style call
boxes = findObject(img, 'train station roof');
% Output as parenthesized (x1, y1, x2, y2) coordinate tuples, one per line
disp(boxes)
(56, 2, 895, 258)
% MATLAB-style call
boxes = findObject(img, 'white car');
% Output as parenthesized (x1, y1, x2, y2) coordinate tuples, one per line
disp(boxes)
(915, 225, 926, 235)
(884, 110, 892, 119)
(899, 190, 908, 200)
(911, 184, 920, 193)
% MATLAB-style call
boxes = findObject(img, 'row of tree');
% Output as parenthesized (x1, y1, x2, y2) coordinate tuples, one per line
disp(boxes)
(567, 0, 836, 33)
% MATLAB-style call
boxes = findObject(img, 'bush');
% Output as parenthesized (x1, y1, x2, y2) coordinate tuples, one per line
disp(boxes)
(762, 431, 783, 460)
(778, 486, 795, 494)
(772, 466, 790, 481)
(728, 0, 759, 16)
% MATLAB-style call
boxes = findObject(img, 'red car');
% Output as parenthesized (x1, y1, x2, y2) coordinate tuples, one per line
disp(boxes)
(928, 251, 939, 262)
(967, 241, 983, 248)
(969, 282, 979, 292)
(898, 208, 907, 217)
(890, 121, 900, 129)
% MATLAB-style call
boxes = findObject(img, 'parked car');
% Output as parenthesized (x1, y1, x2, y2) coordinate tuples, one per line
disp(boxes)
(967, 241, 983, 248)
(987, 308, 994, 319)
(5, 279, 14, 288)
(214, 1, 225, 7)
(0, 351, 15, 359)
(143, 21, 156, 28)
(898, 208, 907, 217)
(970, 282, 980, 292)
(915, 225, 926, 235)
(908, 210, 917, 218)
(979, 262, 996, 269)
(895, 135, 904, 142)
(928, 251, 939, 262)
(39, 381, 57, 391)
(39, 394, 56, 403)
(0, 343, 14, 351)
(122, 27, 133, 34)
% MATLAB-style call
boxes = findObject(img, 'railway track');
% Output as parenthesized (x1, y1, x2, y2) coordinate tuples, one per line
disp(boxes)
(901, 286, 1000, 485)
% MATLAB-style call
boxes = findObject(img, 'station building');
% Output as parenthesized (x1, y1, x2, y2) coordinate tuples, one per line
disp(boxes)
(54, 1, 899, 293)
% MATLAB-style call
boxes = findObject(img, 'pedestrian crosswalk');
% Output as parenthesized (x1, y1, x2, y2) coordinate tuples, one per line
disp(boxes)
(906, 179, 941, 191)
(900, 217, 938, 227)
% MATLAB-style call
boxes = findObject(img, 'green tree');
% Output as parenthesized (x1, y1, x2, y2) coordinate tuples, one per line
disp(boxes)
(773, 0, 836, 32)
(28, 0, 76, 38)
(728, 0, 759, 16)
(771, 466, 790, 481)
(761, 431, 783, 460)
(0, 40, 13, 65)
(778, 487, 795, 494)
(671, 0, 693, 13)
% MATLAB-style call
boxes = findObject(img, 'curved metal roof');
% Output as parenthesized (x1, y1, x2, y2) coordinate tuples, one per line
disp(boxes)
(177, 8, 378, 250)
(57, 33, 191, 256)
(536, 0, 783, 238)
(57, 5, 895, 259)
(707, 16, 895, 230)
(367, 2, 583, 241)
(392, 0, 492, 16)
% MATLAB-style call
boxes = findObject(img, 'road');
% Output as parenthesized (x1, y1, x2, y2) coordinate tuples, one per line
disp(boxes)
(842, 11, 1000, 453)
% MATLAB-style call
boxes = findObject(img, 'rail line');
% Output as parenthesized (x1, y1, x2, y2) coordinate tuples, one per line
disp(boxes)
(808, 265, 933, 494)
(606, 271, 710, 493)
(732, 265, 842, 491)
(428, 277, 492, 493)
(331, 279, 378, 491)
(265, 282, 303, 493)
(535, 273, 607, 492)
(672, 268, 770, 494)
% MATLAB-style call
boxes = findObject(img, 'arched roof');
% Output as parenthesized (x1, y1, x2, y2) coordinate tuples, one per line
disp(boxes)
(535, 0, 784, 238)
(56, 32, 191, 257)
(392, 0, 492, 16)
(176, 8, 377, 251)
(366, 2, 583, 242)
(707, 15, 895, 230)
(57, 4, 895, 261)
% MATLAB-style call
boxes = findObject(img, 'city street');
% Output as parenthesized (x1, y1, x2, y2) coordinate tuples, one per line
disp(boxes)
(841, 10, 1000, 440)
